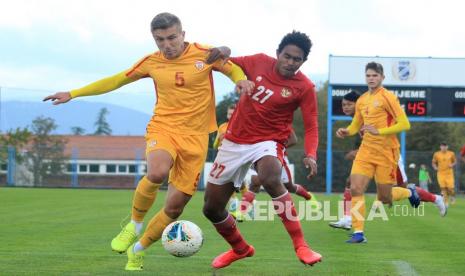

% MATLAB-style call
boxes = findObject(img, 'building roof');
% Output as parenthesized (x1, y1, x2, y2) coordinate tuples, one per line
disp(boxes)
(62, 135, 145, 160)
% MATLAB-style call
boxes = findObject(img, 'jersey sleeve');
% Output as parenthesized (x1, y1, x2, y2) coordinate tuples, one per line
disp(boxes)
(125, 54, 152, 80)
(300, 85, 319, 159)
(354, 98, 364, 125)
(384, 93, 404, 120)
(230, 53, 266, 76)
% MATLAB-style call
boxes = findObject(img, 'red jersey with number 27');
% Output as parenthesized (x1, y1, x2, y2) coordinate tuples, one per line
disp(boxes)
(225, 53, 319, 159)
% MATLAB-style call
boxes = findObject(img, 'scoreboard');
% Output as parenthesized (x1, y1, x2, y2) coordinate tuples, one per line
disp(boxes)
(328, 56, 465, 119)
(331, 86, 465, 117)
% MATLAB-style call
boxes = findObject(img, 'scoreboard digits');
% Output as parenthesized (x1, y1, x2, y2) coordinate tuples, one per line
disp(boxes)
(331, 86, 465, 118)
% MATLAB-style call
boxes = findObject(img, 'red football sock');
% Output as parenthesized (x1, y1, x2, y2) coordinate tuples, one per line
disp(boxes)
(240, 191, 256, 212)
(272, 192, 307, 250)
(416, 187, 436, 203)
(343, 188, 352, 216)
(294, 184, 311, 200)
(213, 214, 250, 254)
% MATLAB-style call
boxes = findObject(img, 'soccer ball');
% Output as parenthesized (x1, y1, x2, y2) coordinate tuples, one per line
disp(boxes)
(161, 220, 203, 257)
(409, 163, 416, 169)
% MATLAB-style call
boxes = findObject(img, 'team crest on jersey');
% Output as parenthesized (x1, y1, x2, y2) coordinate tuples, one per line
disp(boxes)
(256, 76, 262, 82)
(372, 100, 380, 107)
(281, 88, 292, 98)
(194, 61, 205, 70)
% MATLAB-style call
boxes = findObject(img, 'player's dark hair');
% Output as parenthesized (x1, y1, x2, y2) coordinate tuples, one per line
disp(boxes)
(277, 31, 312, 61)
(440, 141, 448, 146)
(365, 62, 384, 75)
(343, 90, 361, 102)
(151, 12, 182, 31)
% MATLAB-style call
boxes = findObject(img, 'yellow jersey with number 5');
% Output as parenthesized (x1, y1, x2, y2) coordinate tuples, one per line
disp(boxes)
(126, 42, 233, 135)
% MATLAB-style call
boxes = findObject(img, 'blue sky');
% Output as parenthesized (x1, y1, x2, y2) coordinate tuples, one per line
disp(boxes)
(1, 0, 465, 113)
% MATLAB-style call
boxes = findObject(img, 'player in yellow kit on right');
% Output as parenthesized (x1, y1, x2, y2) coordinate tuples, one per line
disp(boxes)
(336, 62, 420, 243)
(44, 13, 253, 271)
(432, 142, 457, 207)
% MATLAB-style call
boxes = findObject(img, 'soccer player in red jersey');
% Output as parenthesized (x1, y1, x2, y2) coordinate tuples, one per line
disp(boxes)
(202, 31, 321, 269)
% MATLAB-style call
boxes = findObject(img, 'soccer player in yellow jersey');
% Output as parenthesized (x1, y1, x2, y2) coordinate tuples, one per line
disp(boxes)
(336, 62, 420, 243)
(213, 104, 236, 149)
(432, 142, 457, 206)
(43, 12, 253, 271)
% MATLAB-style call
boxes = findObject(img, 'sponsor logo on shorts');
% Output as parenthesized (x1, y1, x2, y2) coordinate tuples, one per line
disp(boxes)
(256, 76, 262, 82)
(148, 140, 157, 148)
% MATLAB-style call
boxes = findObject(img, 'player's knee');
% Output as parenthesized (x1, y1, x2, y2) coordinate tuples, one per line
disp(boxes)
(378, 194, 392, 204)
(146, 170, 169, 183)
(258, 174, 280, 188)
(350, 186, 363, 197)
(164, 205, 184, 219)
(202, 204, 220, 221)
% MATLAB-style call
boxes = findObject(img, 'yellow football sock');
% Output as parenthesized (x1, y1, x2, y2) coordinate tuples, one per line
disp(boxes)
(131, 176, 161, 222)
(441, 188, 449, 205)
(392, 187, 411, 201)
(351, 195, 365, 232)
(140, 208, 175, 248)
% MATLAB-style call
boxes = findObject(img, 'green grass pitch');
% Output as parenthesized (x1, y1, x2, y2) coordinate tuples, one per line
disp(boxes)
(1, 187, 464, 275)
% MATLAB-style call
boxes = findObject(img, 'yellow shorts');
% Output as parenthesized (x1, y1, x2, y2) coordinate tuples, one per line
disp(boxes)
(145, 131, 209, 195)
(351, 146, 398, 184)
(437, 173, 454, 189)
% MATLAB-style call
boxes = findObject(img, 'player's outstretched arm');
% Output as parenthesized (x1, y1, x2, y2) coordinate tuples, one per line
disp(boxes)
(43, 70, 135, 105)
(43, 92, 72, 105)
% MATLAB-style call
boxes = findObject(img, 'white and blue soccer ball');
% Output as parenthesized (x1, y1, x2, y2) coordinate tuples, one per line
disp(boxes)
(161, 220, 204, 257)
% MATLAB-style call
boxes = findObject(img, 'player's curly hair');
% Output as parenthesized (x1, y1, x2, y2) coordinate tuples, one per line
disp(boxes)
(277, 31, 312, 61)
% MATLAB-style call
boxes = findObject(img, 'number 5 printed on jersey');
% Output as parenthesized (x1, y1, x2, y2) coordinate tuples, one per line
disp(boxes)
(175, 72, 185, 87)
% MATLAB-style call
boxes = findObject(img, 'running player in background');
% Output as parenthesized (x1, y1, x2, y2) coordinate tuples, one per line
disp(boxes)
(213, 104, 236, 149)
(203, 31, 322, 268)
(432, 142, 457, 207)
(336, 62, 419, 243)
(330, 90, 446, 230)
(44, 12, 251, 271)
